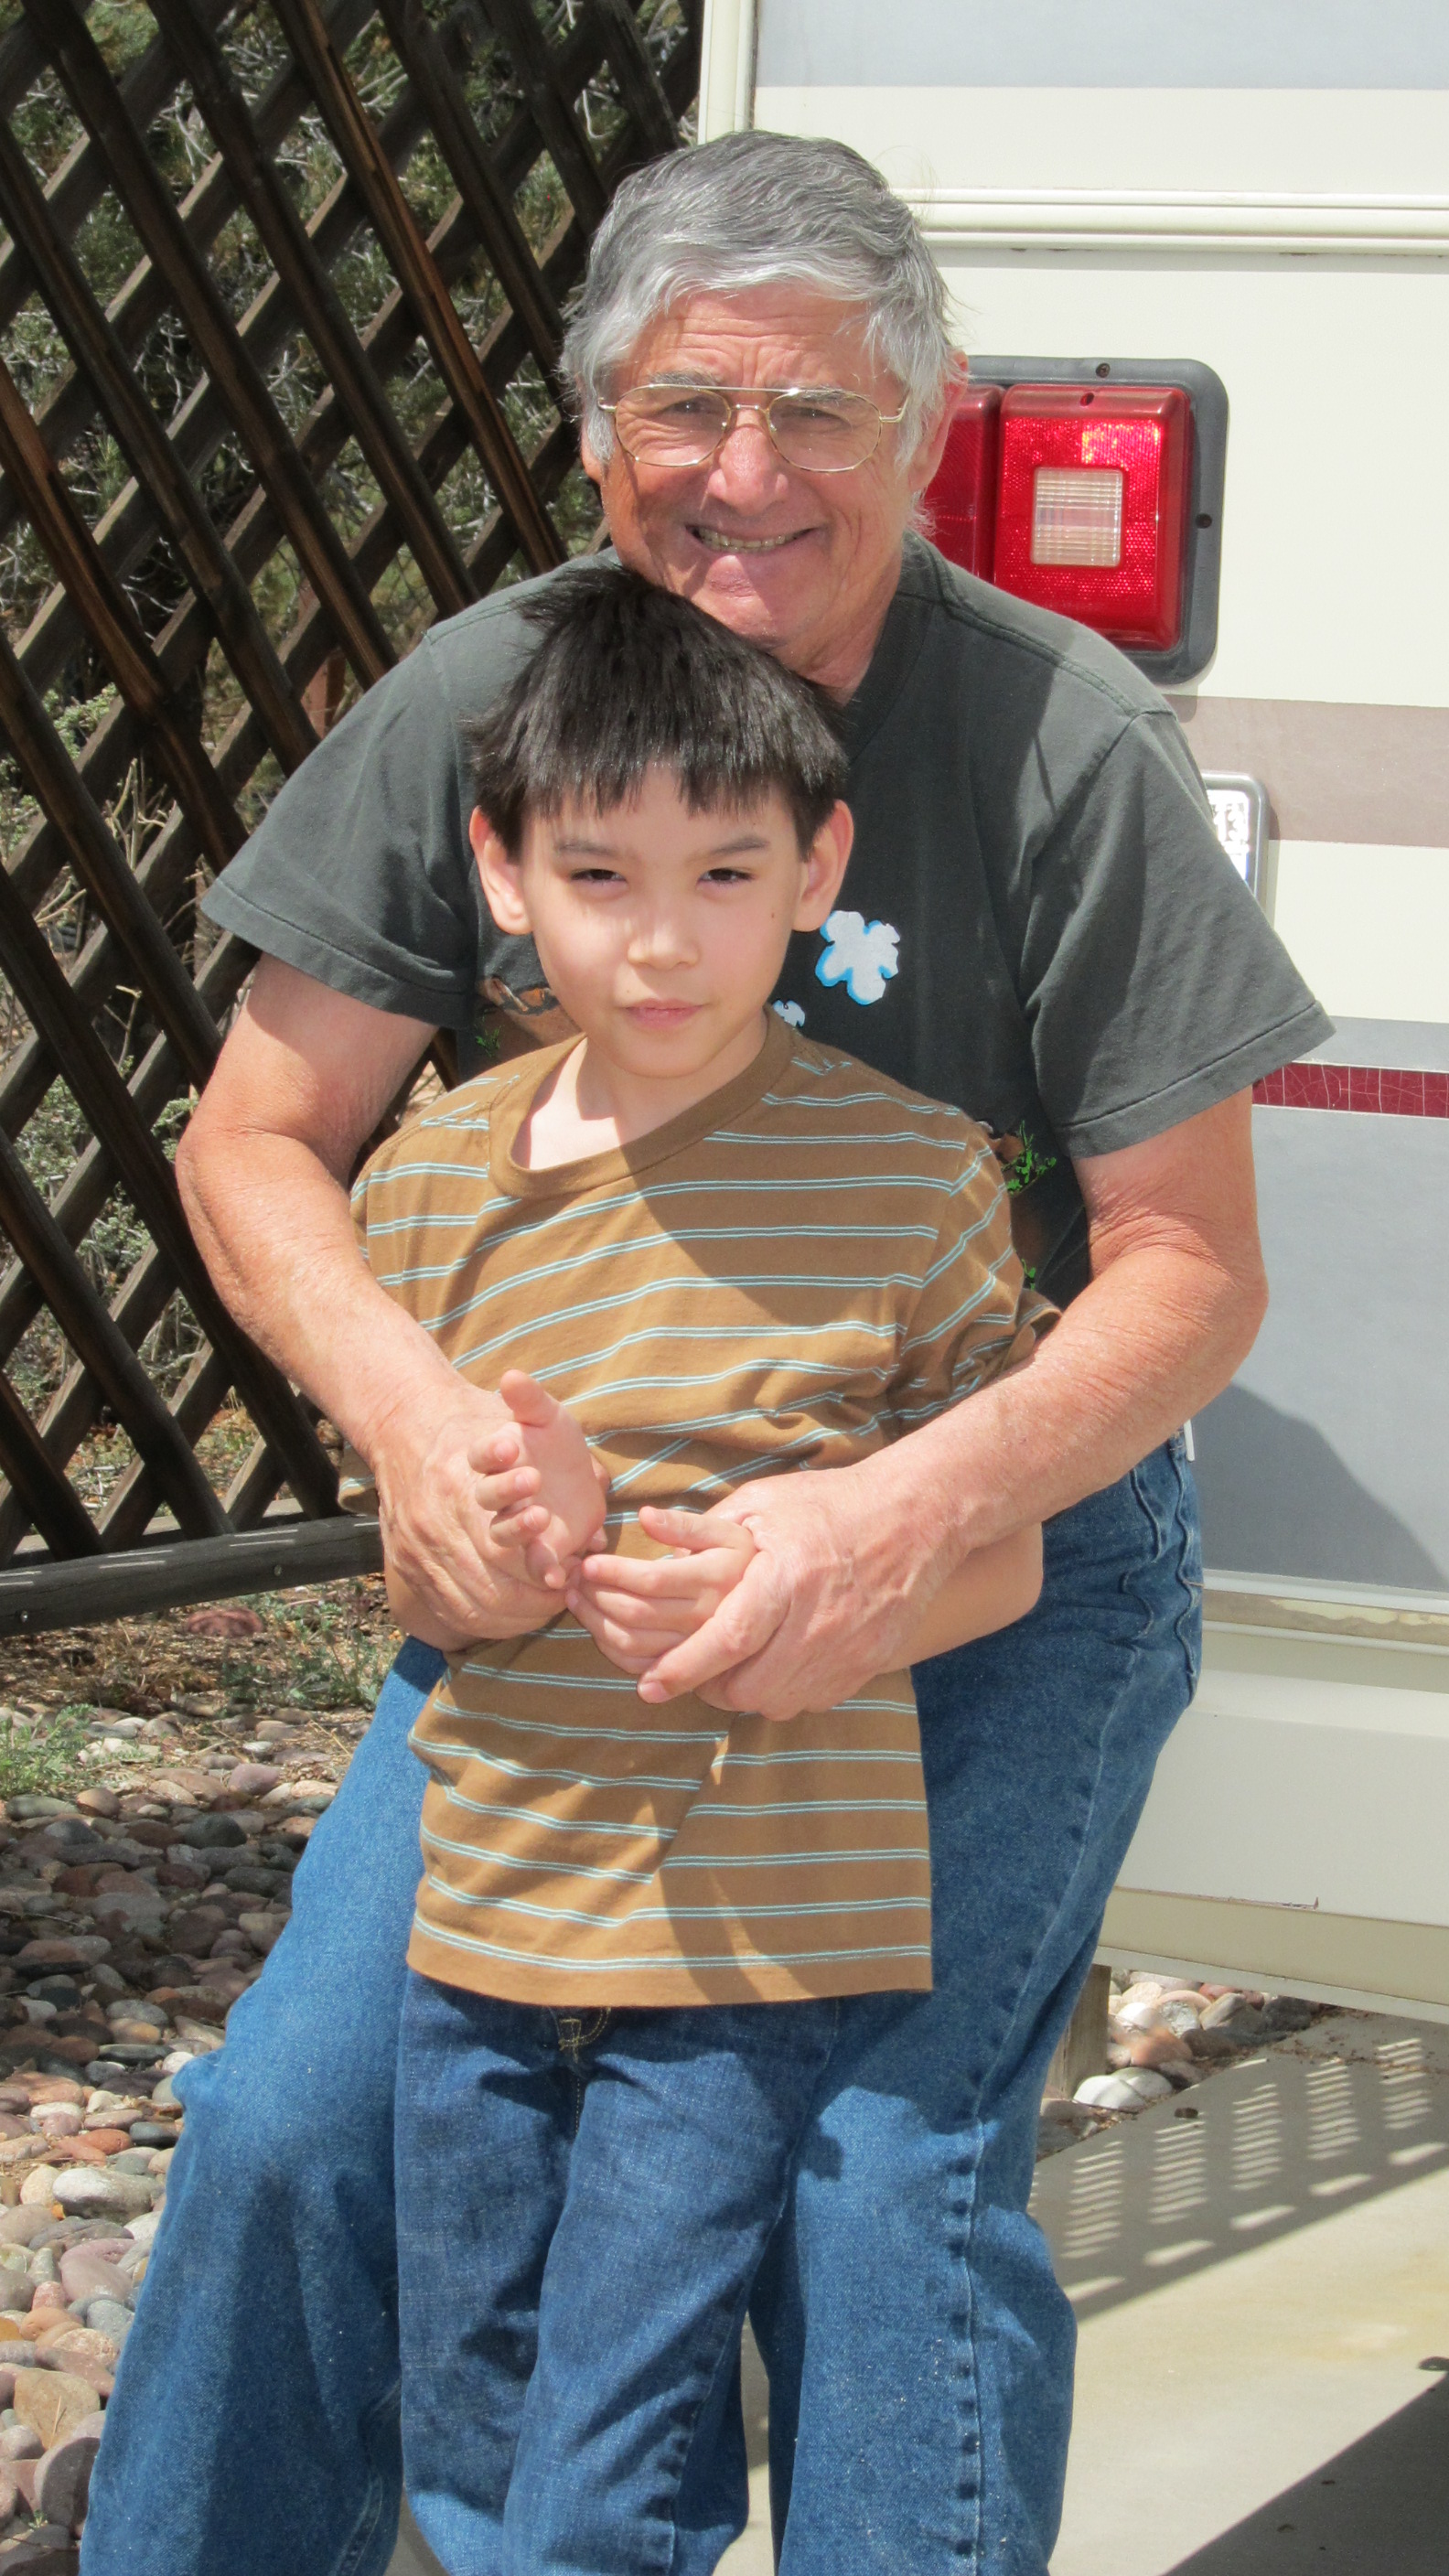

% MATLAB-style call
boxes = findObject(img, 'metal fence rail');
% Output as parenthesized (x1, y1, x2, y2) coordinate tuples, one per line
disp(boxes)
(0, 0, 699, 1620)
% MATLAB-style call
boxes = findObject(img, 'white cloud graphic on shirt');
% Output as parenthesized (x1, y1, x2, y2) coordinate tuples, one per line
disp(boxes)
(814, 910, 900, 1005)
(773, 999, 806, 1027)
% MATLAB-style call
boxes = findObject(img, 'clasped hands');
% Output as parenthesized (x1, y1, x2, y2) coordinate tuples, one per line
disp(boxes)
(479, 1370, 757, 1697)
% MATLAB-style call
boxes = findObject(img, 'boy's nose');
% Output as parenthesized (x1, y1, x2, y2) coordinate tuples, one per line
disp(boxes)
(628, 913, 697, 968)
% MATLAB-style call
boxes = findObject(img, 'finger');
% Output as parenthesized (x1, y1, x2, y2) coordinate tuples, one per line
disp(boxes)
(573, 1586, 701, 1638)
(471, 1427, 523, 1474)
(634, 1506, 720, 1552)
(636, 1566, 784, 1703)
(577, 1551, 719, 1602)
(499, 1368, 558, 1429)
(475, 1468, 542, 1514)
(486, 1500, 551, 1541)
(521, 1534, 577, 1591)
(580, 1614, 682, 1666)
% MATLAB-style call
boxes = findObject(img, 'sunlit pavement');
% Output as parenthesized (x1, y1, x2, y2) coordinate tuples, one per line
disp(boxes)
(1043, 2012, 1449, 2572)
(390, 2012, 1449, 2576)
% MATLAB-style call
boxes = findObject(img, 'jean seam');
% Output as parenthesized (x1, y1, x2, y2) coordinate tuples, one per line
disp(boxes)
(671, 2001, 842, 2576)
(948, 2122, 986, 2565)
(328, 2377, 402, 2576)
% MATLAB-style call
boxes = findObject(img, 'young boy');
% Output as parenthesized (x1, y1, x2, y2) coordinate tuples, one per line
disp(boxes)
(348, 569, 1050, 2576)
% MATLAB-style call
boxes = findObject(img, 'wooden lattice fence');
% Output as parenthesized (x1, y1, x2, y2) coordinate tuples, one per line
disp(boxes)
(0, 0, 701, 1625)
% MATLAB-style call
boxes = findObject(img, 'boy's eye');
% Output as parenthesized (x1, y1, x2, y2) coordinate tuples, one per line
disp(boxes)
(570, 866, 625, 885)
(702, 866, 752, 886)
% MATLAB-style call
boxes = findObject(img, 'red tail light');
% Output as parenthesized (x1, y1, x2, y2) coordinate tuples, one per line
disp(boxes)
(991, 385, 1192, 650)
(923, 384, 1000, 579)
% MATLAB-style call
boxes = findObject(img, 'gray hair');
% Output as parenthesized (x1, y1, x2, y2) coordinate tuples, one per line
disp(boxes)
(562, 131, 954, 462)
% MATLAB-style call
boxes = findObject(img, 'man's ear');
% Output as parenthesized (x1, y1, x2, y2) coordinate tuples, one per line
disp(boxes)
(470, 806, 530, 934)
(906, 353, 967, 500)
(793, 800, 853, 933)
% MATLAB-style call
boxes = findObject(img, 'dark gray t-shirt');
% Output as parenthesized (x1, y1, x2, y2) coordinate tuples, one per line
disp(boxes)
(204, 533, 1328, 1304)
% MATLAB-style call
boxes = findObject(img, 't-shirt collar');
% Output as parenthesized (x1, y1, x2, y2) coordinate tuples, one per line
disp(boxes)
(489, 1009, 796, 1199)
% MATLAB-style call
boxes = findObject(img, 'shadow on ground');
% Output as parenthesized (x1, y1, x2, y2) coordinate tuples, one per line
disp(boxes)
(1165, 2369, 1449, 2573)
(1029, 2017, 1449, 2328)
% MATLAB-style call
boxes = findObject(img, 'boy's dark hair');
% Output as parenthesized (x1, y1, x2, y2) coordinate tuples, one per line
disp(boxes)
(467, 566, 848, 854)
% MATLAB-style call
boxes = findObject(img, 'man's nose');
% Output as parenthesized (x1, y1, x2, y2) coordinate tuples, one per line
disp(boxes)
(704, 409, 791, 511)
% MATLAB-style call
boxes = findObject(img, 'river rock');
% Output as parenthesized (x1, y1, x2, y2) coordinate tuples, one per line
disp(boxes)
(1112, 1990, 1171, 2033)
(172, 1814, 247, 1852)
(10, 2369, 96, 2453)
(1127, 2029, 1193, 2070)
(1075, 2068, 1175, 2111)
(226, 1763, 282, 1798)
(57, 2250, 131, 2308)
(1200, 1994, 1269, 2041)
(0, 2524, 81, 2571)
(12, 1942, 109, 1972)
(18, 2169, 61, 2209)
(50, 2169, 152, 2220)
(34, 2420, 102, 2533)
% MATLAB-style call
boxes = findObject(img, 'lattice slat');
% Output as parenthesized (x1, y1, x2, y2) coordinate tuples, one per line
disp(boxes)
(0, 0, 703, 1579)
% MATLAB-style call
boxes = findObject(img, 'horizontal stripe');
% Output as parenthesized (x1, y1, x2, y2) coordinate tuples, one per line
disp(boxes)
(421, 1873, 928, 1928)
(413, 1916, 933, 1972)
(419, 1830, 930, 1882)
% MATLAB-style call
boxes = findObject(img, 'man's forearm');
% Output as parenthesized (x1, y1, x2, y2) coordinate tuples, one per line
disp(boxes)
(179, 1122, 504, 1465)
(871, 1234, 1261, 1578)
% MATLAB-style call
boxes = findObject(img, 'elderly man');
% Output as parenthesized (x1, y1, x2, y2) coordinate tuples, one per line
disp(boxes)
(82, 132, 1326, 2576)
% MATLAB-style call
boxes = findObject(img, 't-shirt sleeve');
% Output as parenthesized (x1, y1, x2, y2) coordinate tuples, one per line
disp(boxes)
(200, 633, 483, 1026)
(1020, 706, 1332, 1157)
(886, 1126, 1055, 1433)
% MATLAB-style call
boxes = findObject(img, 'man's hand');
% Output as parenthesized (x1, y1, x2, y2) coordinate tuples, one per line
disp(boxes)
(571, 1469, 922, 1718)
(574, 1090, 1267, 1713)
(567, 1505, 757, 1678)
(372, 1376, 575, 1651)
(482, 1371, 608, 1590)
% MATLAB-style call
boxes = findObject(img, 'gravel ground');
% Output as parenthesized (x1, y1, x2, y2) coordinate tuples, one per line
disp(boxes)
(0, 1594, 375, 2570)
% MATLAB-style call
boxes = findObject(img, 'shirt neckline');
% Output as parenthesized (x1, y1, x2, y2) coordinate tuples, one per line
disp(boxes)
(488, 1009, 796, 1199)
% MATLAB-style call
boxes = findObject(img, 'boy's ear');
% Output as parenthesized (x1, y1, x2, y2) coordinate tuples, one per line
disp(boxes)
(470, 806, 530, 934)
(793, 800, 853, 934)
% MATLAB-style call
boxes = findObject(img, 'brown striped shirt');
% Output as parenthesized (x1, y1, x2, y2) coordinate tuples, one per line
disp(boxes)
(350, 1013, 1048, 2006)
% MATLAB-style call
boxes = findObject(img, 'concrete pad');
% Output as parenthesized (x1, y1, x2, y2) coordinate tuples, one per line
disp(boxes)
(1037, 2017, 1449, 2572)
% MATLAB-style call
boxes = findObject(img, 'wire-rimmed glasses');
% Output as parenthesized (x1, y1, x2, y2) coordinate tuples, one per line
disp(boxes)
(600, 382, 909, 473)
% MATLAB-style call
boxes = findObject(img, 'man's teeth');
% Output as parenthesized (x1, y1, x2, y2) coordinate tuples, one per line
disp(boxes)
(692, 528, 799, 554)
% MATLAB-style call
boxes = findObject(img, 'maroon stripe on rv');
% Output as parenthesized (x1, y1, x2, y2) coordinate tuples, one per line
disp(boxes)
(1253, 1065, 1449, 1116)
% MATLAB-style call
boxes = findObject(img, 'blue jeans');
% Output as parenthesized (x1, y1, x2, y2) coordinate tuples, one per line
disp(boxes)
(80, 1442, 1199, 2576)
(397, 1978, 842, 2575)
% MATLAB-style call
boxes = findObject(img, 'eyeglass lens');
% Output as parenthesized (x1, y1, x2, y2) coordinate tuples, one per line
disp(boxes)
(612, 387, 886, 471)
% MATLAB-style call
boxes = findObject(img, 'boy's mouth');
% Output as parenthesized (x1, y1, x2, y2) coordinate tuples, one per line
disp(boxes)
(625, 1001, 702, 1030)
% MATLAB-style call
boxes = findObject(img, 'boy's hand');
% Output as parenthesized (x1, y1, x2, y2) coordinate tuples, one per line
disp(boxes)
(481, 1370, 608, 1590)
(567, 1507, 757, 1676)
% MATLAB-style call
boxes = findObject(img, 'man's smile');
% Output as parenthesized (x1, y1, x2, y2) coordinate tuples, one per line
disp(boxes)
(687, 524, 814, 555)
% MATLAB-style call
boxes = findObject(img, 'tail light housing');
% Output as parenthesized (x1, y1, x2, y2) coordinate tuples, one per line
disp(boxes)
(923, 357, 1227, 686)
